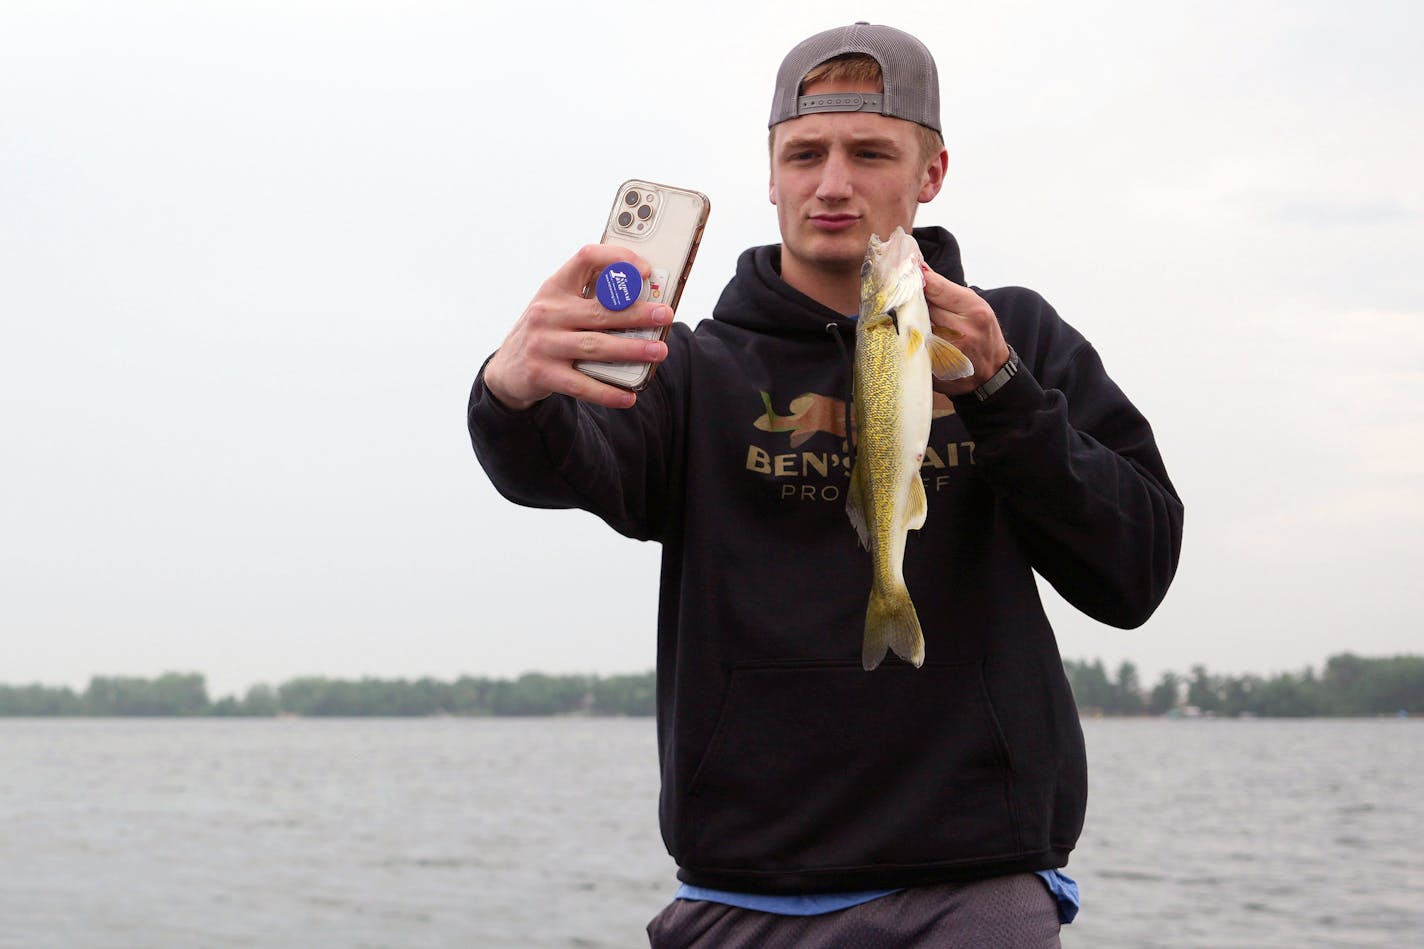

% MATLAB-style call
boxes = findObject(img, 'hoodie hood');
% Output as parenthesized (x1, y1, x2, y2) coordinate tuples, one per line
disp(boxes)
(711, 226, 967, 335)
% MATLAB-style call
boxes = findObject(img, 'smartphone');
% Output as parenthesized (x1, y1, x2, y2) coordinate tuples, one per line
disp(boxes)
(575, 179, 710, 391)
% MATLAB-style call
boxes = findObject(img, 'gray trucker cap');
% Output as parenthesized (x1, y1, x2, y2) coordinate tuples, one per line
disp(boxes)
(768, 22, 941, 133)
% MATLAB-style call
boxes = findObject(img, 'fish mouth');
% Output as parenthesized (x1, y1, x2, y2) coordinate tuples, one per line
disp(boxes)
(865, 227, 918, 270)
(860, 227, 922, 312)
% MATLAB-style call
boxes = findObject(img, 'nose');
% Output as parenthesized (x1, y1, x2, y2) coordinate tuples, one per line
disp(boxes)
(816, 150, 853, 202)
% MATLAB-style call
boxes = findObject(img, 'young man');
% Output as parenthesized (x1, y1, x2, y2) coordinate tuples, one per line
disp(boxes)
(470, 22, 1183, 947)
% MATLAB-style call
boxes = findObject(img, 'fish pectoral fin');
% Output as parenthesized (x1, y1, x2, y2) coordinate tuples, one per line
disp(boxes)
(906, 327, 923, 357)
(904, 470, 928, 532)
(926, 334, 975, 381)
(845, 463, 871, 550)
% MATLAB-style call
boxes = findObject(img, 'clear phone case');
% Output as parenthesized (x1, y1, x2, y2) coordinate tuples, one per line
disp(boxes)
(576, 179, 710, 391)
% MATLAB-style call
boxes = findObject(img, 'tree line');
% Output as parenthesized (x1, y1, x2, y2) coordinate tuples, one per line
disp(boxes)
(0, 671, 655, 717)
(1, 654, 1419, 717)
(1064, 653, 1423, 717)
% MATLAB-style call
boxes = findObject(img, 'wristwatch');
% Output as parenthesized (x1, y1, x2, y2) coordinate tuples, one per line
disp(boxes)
(971, 345, 1020, 402)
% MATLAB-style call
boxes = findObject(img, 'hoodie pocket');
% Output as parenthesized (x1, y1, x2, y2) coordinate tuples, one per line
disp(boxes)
(683, 659, 1021, 872)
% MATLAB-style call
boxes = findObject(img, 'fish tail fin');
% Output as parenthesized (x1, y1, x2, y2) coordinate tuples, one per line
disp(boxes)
(863, 585, 925, 671)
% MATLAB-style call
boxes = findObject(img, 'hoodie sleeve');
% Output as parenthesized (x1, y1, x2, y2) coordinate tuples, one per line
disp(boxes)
(465, 336, 683, 543)
(952, 290, 1184, 629)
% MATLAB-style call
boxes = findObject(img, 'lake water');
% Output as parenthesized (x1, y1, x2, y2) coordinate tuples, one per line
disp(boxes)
(0, 718, 1419, 948)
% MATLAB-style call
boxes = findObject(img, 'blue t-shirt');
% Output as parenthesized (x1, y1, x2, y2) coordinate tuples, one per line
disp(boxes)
(675, 869, 1080, 924)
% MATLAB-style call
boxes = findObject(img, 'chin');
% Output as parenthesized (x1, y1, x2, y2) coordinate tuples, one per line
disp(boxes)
(813, 242, 871, 273)
(804, 230, 871, 263)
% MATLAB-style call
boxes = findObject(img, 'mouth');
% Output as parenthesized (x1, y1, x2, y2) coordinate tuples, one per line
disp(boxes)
(809, 213, 860, 233)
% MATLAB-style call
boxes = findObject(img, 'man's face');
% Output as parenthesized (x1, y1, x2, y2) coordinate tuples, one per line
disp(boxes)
(769, 78, 946, 287)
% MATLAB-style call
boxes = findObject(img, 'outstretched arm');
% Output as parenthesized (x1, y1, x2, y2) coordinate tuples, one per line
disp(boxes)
(469, 244, 682, 540)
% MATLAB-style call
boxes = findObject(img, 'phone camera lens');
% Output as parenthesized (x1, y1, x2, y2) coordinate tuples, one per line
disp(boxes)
(624, 191, 640, 206)
(636, 204, 652, 221)
(617, 211, 633, 227)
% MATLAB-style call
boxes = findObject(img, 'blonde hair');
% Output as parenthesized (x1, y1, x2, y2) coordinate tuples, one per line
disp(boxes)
(771, 54, 945, 162)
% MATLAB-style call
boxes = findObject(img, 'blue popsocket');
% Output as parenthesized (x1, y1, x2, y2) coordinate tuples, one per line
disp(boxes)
(595, 263, 643, 311)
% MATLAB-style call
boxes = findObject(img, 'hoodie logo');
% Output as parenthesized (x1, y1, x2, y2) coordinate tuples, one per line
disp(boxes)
(753, 391, 958, 446)
(748, 391, 969, 502)
(753, 391, 850, 447)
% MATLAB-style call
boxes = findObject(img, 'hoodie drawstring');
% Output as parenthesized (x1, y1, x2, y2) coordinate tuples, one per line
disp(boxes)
(825, 322, 857, 470)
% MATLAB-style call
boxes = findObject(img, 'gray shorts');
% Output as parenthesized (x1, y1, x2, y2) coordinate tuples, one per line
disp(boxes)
(646, 872, 1062, 948)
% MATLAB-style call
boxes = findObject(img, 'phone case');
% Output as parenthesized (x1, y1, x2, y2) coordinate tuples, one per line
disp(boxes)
(576, 179, 710, 391)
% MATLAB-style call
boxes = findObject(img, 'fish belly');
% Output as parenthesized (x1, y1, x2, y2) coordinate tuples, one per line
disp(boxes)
(855, 329, 932, 575)
(851, 324, 932, 668)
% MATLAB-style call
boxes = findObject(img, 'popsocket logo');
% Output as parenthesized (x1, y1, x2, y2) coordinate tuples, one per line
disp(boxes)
(596, 264, 642, 311)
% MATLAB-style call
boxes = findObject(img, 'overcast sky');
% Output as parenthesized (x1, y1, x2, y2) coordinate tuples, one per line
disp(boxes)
(3, 0, 1420, 698)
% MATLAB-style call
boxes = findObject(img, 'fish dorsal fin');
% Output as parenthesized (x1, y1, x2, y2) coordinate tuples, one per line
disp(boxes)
(907, 327, 923, 357)
(926, 333, 975, 381)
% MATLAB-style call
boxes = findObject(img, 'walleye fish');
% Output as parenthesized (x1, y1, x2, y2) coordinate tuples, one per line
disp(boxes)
(846, 228, 974, 670)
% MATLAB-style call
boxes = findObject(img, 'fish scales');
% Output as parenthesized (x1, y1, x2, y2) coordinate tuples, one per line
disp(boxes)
(846, 228, 973, 670)
(856, 322, 918, 591)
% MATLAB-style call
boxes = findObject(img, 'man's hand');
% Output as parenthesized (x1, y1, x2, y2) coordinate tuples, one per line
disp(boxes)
(921, 264, 1012, 398)
(483, 244, 674, 411)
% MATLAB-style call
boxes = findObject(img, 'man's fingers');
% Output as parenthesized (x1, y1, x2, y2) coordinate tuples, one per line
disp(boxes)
(492, 247, 671, 409)
(921, 267, 982, 313)
(567, 373, 640, 409)
(550, 365, 642, 409)
(524, 290, 670, 337)
(550, 244, 653, 295)
(579, 296, 673, 331)
(566, 330, 669, 366)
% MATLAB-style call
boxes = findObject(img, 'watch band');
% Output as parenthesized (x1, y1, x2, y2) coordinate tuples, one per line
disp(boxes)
(971, 345, 1019, 402)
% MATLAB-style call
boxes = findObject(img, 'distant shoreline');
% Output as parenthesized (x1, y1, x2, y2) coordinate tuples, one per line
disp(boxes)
(2, 713, 1418, 722)
(3, 653, 1420, 718)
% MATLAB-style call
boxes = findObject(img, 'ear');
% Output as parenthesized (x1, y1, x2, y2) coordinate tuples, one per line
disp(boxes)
(918, 146, 949, 204)
(768, 126, 779, 205)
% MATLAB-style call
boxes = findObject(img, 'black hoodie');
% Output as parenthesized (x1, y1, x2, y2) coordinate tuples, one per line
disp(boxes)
(468, 226, 1183, 893)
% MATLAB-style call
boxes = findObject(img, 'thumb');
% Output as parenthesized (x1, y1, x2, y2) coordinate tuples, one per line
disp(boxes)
(919, 262, 976, 315)
(919, 262, 956, 318)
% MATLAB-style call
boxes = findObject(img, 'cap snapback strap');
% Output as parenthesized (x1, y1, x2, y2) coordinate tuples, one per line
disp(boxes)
(796, 92, 885, 116)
